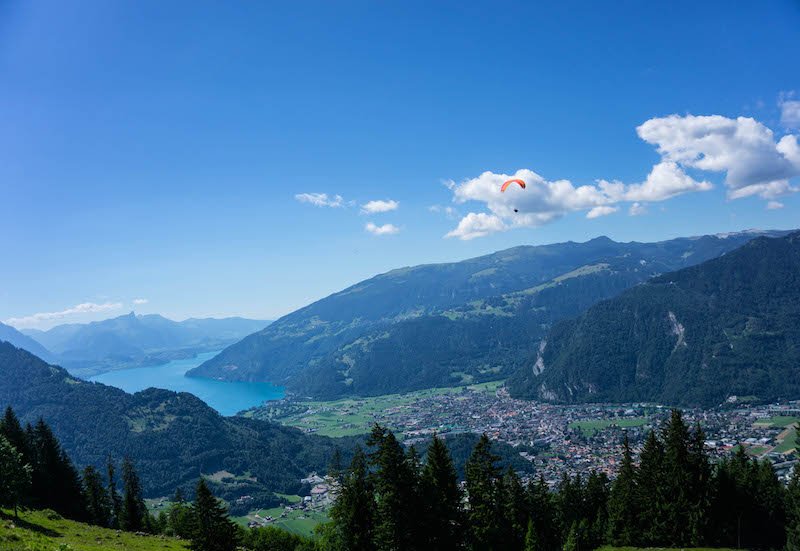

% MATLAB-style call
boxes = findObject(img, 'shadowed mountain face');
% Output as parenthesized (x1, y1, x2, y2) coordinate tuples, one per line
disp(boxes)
(0, 341, 346, 497)
(21, 313, 270, 375)
(508, 232, 800, 407)
(189, 231, 787, 398)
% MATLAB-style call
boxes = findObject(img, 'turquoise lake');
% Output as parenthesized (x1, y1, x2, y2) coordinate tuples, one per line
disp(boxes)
(88, 350, 284, 416)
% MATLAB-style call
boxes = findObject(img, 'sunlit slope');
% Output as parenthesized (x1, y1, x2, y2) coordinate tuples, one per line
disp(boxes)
(191, 232, 784, 398)
(509, 232, 800, 407)
(0, 509, 188, 551)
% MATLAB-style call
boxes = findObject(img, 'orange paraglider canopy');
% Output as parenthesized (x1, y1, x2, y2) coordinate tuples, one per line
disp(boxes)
(501, 179, 526, 192)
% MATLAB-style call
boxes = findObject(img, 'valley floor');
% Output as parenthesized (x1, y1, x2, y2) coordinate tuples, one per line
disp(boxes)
(0, 509, 188, 551)
(245, 383, 799, 486)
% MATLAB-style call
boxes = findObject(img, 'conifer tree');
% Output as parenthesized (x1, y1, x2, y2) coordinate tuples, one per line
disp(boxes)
(328, 446, 374, 551)
(366, 424, 419, 551)
(120, 457, 146, 532)
(29, 418, 86, 520)
(584, 471, 609, 547)
(500, 467, 527, 550)
(606, 433, 638, 546)
(527, 475, 557, 551)
(0, 407, 30, 461)
(555, 472, 584, 541)
(523, 518, 538, 551)
(787, 464, 800, 551)
(420, 434, 462, 550)
(0, 433, 31, 517)
(661, 409, 693, 545)
(190, 478, 238, 551)
(636, 429, 665, 544)
(82, 465, 112, 527)
(687, 422, 711, 544)
(107, 456, 122, 528)
(465, 433, 501, 551)
(328, 447, 343, 483)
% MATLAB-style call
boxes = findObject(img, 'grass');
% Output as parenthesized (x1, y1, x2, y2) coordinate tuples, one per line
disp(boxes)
(755, 416, 800, 428)
(569, 417, 650, 435)
(773, 425, 798, 454)
(0, 508, 188, 551)
(252, 381, 502, 437)
(597, 548, 740, 551)
(233, 505, 329, 538)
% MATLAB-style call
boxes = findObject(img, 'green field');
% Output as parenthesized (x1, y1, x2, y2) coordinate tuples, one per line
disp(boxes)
(233, 503, 328, 538)
(569, 417, 650, 435)
(0, 509, 188, 551)
(773, 425, 798, 454)
(248, 381, 502, 437)
(755, 415, 800, 428)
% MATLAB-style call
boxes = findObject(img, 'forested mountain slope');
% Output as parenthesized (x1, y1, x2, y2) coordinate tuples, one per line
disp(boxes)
(508, 232, 800, 407)
(191, 231, 785, 398)
(0, 342, 345, 498)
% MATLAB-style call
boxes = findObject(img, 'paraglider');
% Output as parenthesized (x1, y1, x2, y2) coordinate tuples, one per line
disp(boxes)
(501, 179, 525, 212)
(500, 179, 526, 192)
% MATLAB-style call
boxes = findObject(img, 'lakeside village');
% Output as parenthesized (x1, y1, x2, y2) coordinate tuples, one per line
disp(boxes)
(250, 383, 800, 507)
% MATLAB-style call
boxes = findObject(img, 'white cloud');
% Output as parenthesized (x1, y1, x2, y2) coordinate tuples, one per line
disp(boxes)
(612, 161, 713, 202)
(780, 92, 800, 130)
(445, 212, 506, 240)
(5, 302, 123, 328)
(361, 199, 399, 214)
(365, 222, 400, 236)
(586, 206, 618, 219)
(428, 205, 459, 219)
(766, 200, 784, 210)
(629, 202, 648, 216)
(445, 165, 709, 239)
(782, 101, 800, 129)
(132, 298, 149, 305)
(444, 114, 800, 239)
(636, 114, 800, 199)
(295, 193, 345, 208)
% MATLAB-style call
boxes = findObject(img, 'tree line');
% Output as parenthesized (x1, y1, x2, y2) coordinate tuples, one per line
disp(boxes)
(4, 403, 800, 551)
(323, 411, 800, 550)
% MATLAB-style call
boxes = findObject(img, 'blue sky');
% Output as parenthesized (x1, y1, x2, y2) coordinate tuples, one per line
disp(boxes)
(2, 1, 799, 328)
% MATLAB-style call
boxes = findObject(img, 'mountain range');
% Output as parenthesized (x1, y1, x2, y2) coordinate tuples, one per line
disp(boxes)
(0, 320, 57, 363)
(507, 231, 800, 407)
(189, 230, 787, 398)
(16, 313, 270, 376)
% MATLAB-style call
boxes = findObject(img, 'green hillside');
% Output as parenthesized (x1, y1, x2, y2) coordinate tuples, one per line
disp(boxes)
(0, 342, 355, 499)
(0, 509, 189, 551)
(190, 232, 779, 398)
(509, 232, 800, 406)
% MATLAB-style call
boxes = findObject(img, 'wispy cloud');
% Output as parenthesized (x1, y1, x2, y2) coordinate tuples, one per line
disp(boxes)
(5, 302, 123, 328)
(428, 205, 459, 219)
(766, 200, 784, 210)
(365, 222, 400, 236)
(361, 199, 399, 214)
(132, 298, 149, 305)
(294, 193, 345, 208)
(629, 202, 648, 216)
(444, 114, 799, 239)
(780, 91, 800, 130)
